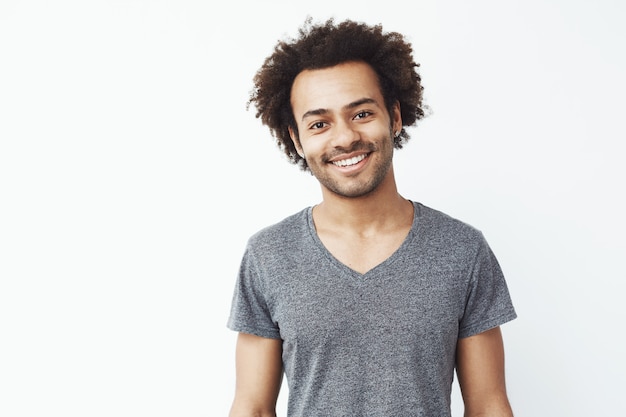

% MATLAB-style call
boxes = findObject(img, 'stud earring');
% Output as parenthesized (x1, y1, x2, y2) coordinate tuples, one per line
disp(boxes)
(394, 131, 400, 138)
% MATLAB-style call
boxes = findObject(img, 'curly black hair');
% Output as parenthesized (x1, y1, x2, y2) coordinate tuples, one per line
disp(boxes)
(248, 17, 426, 171)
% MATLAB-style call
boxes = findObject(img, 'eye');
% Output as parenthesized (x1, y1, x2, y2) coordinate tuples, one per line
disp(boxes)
(309, 121, 327, 130)
(353, 111, 372, 120)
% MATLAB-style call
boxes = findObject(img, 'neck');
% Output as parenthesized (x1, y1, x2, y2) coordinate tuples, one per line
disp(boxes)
(314, 168, 412, 233)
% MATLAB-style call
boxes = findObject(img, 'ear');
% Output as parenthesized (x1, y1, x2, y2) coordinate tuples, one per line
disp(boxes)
(392, 100, 403, 134)
(288, 126, 305, 158)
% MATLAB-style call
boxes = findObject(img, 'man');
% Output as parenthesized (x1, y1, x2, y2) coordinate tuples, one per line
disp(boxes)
(227, 18, 516, 417)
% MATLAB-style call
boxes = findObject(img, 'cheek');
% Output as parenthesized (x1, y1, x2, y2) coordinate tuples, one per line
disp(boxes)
(299, 137, 323, 156)
(301, 144, 318, 160)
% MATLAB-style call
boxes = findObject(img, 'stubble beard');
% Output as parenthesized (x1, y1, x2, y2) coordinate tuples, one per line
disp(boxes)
(307, 134, 394, 199)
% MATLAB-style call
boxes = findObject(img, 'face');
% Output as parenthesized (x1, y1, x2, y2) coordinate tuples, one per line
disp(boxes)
(289, 61, 401, 199)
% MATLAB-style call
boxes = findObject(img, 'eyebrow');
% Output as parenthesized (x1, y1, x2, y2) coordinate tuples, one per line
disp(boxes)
(300, 97, 378, 122)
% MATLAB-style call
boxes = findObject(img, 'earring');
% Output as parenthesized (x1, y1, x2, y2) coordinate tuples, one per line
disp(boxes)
(394, 131, 400, 138)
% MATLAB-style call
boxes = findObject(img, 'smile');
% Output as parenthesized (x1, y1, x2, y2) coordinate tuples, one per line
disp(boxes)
(331, 154, 368, 167)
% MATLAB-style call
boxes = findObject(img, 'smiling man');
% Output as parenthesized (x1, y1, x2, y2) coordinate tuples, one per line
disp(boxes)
(227, 18, 517, 417)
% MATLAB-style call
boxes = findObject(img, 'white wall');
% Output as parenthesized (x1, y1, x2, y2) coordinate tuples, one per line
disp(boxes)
(1, 0, 624, 416)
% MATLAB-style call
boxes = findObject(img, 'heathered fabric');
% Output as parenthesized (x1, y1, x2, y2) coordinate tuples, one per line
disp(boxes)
(227, 202, 516, 417)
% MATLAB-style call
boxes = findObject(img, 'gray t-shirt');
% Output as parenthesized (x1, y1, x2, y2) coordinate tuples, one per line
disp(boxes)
(227, 202, 516, 417)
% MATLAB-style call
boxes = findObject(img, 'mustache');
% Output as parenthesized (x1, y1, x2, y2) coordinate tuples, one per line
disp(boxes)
(321, 141, 377, 163)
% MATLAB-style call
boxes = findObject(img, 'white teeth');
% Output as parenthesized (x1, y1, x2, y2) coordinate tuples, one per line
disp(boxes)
(332, 154, 366, 167)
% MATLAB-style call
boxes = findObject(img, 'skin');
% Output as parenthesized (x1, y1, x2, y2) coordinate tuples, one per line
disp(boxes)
(290, 61, 398, 201)
(229, 61, 513, 417)
(228, 333, 282, 417)
(457, 327, 514, 417)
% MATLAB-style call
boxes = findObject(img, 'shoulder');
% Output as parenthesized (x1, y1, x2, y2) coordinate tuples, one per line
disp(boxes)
(246, 207, 312, 252)
(414, 202, 487, 252)
(416, 202, 481, 235)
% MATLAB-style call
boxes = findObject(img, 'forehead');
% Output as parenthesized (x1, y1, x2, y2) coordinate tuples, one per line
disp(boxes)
(290, 61, 384, 118)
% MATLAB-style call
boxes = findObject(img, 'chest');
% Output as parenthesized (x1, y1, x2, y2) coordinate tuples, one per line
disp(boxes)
(267, 258, 468, 350)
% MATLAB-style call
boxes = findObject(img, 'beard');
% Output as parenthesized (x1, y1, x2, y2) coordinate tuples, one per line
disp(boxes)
(306, 133, 394, 199)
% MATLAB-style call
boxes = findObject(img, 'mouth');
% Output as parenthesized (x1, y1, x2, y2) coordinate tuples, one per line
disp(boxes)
(330, 153, 369, 167)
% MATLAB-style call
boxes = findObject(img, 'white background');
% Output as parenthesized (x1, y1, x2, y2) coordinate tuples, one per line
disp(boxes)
(1, 0, 625, 416)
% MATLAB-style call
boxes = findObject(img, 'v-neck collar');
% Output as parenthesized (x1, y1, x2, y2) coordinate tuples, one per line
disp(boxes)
(305, 201, 420, 280)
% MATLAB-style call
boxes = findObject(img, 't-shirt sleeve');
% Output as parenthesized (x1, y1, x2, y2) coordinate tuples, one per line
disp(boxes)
(458, 234, 517, 338)
(226, 245, 282, 339)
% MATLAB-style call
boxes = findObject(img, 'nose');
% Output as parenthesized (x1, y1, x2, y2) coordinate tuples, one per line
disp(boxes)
(331, 120, 360, 149)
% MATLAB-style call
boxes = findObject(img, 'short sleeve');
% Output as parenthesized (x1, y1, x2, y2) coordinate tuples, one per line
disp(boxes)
(458, 235, 517, 338)
(226, 246, 282, 339)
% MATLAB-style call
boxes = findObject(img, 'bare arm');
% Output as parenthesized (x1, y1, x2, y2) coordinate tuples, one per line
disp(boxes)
(456, 326, 514, 417)
(229, 332, 283, 417)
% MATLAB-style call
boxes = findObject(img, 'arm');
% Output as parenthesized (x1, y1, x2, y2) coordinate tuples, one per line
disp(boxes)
(229, 332, 283, 417)
(456, 326, 514, 417)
